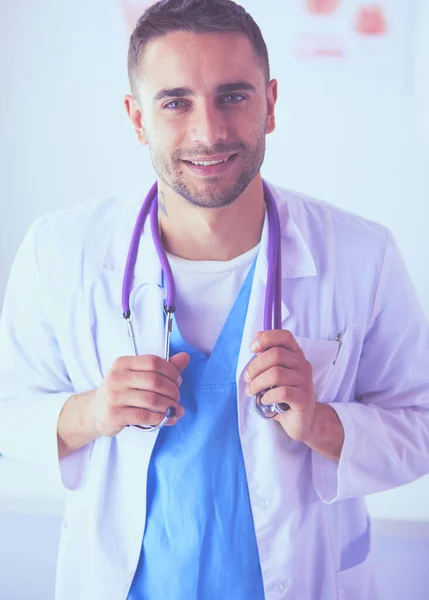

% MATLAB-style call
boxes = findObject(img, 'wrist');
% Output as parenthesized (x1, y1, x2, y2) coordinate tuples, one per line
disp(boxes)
(57, 390, 98, 458)
(82, 390, 98, 437)
(302, 402, 324, 447)
(302, 403, 345, 463)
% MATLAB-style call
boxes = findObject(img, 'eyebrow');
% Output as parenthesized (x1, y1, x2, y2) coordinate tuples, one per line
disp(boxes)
(152, 81, 257, 103)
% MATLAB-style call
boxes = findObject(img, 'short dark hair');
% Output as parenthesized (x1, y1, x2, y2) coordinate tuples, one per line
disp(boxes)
(127, 0, 270, 97)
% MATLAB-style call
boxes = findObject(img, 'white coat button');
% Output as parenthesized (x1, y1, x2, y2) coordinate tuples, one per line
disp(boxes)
(278, 581, 289, 592)
(263, 498, 272, 508)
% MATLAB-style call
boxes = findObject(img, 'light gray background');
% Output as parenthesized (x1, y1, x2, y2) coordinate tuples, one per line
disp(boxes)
(1, 0, 428, 598)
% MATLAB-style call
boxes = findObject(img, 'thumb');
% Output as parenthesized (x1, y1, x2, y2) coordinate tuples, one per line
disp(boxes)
(169, 352, 191, 374)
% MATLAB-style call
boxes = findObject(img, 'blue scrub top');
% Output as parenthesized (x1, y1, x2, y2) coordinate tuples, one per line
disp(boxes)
(128, 259, 265, 600)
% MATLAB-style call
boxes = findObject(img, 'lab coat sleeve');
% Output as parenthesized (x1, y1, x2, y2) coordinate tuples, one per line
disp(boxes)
(0, 218, 92, 491)
(312, 230, 429, 503)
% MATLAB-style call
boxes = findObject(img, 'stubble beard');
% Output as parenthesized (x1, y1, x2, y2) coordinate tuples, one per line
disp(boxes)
(148, 129, 267, 209)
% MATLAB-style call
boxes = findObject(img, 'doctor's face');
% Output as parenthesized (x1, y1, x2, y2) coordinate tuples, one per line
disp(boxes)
(127, 31, 277, 208)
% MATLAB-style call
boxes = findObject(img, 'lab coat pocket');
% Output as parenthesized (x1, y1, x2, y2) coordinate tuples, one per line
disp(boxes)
(334, 516, 377, 600)
(294, 327, 353, 404)
(335, 553, 376, 600)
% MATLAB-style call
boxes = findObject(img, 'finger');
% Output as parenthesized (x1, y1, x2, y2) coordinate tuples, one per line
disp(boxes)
(169, 352, 191, 374)
(251, 330, 302, 354)
(123, 371, 181, 401)
(121, 389, 184, 418)
(245, 347, 302, 381)
(247, 365, 303, 397)
(113, 354, 186, 383)
(259, 385, 302, 409)
(119, 406, 181, 429)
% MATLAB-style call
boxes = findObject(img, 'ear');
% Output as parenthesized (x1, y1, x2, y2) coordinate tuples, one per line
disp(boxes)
(124, 94, 148, 145)
(265, 79, 278, 135)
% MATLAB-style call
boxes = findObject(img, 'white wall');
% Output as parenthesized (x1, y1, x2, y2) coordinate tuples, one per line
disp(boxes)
(1, 0, 428, 526)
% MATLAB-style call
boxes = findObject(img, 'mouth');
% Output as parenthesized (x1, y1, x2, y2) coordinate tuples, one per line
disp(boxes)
(181, 153, 238, 177)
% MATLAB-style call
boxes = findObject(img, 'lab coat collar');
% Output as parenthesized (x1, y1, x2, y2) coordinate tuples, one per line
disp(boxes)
(260, 183, 317, 281)
(101, 193, 163, 287)
(101, 181, 317, 286)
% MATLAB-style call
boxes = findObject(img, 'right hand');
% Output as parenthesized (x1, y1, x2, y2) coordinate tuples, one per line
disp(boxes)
(90, 352, 190, 437)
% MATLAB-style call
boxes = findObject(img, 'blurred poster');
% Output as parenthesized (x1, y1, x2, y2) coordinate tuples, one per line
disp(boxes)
(286, 0, 414, 89)
(119, 0, 414, 90)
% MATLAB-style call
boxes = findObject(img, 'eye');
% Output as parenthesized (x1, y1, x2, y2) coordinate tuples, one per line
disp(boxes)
(163, 100, 187, 110)
(222, 93, 246, 104)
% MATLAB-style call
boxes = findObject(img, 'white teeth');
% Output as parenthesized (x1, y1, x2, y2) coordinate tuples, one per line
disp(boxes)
(190, 157, 231, 166)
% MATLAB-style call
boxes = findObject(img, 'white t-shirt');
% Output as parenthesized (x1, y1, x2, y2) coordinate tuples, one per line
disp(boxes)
(166, 244, 260, 355)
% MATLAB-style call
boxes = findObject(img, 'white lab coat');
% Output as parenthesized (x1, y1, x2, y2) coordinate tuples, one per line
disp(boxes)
(1, 182, 429, 600)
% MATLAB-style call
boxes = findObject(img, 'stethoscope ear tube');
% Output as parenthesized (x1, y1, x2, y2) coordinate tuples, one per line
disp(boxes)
(124, 304, 177, 432)
(253, 183, 291, 419)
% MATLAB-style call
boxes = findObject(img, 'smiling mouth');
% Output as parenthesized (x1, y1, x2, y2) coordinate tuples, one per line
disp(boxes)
(182, 154, 237, 167)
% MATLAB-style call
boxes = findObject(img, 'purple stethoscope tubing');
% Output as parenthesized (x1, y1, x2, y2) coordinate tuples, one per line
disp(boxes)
(121, 181, 289, 431)
(255, 181, 290, 419)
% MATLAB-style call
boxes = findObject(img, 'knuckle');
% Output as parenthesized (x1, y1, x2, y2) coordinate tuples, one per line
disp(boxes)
(147, 372, 162, 390)
(281, 330, 292, 344)
(279, 386, 291, 403)
(271, 347, 284, 363)
(145, 355, 160, 372)
(146, 391, 165, 410)
(112, 356, 127, 371)
(108, 389, 122, 406)
(272, 366, 284, 382)
(256, 332, 266, 344)
(108, 369, 125, 387)
(246, 360, 256, 379)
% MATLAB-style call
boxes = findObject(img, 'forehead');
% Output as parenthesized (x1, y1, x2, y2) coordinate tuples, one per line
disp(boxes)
(138, 30, 264, 96)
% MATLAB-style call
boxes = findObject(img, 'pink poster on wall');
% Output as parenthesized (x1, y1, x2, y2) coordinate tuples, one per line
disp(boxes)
(287, 0, 412, 90)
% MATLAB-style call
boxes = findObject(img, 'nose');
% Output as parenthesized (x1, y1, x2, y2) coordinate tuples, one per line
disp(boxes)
(188, 102, 227, 146)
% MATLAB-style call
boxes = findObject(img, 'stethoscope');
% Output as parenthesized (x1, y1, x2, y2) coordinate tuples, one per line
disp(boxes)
(122, 180, 290, 432)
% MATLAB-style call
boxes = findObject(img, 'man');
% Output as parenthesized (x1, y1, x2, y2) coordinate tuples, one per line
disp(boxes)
(0, 1, 428, 599)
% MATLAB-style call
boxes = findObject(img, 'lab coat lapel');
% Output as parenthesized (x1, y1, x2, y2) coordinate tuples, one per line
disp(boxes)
(114, 231, 165, 582)
(236, 183, 317, 381)
(101, 197, 164, 312)
(97, 194, 165, 577)
(96, 197, 165, 378)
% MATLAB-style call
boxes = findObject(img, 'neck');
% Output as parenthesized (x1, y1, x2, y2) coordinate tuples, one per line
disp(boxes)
(157, 175, 265, 261)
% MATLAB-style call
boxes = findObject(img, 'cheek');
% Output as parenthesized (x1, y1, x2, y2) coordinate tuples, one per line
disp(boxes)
(233, 105, 267, 134)
(149, 119, 184, 152)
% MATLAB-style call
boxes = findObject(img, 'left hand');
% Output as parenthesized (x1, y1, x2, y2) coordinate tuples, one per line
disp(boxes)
(244, 330, 316, 442)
